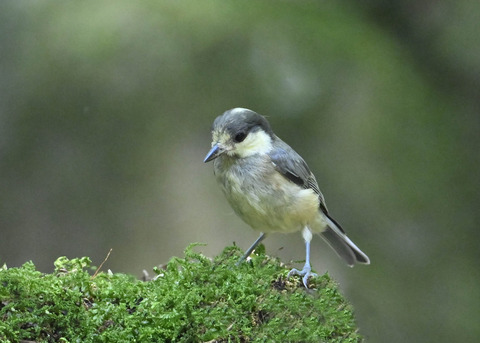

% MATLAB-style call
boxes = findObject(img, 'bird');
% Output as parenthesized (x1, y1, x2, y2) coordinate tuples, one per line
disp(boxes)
(204, 108, 370, 287)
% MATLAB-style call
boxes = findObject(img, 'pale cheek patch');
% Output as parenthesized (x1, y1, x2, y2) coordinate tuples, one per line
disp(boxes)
(235, 130, 273, 158)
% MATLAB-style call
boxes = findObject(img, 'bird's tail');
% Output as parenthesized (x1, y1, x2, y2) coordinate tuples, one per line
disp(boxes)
(320, 214, 370, 266)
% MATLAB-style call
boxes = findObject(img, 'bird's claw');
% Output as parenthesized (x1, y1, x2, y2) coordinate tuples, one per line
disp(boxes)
(287, 265, 317, 288)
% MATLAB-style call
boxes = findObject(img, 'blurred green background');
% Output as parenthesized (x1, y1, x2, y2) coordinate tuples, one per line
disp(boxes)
(1, 1, 479, 342)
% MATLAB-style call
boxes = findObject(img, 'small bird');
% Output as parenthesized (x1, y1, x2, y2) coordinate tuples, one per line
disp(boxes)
(204, 108, 370, 287)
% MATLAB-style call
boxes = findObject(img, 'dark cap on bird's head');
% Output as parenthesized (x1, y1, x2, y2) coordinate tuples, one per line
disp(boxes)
(212, 108, 274, 139)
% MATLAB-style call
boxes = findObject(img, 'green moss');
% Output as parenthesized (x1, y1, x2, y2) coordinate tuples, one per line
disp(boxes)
(0, 245, 362, 342)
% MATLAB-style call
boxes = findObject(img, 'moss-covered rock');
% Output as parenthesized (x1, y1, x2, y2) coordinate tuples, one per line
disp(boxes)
(0, 245, 362, 342)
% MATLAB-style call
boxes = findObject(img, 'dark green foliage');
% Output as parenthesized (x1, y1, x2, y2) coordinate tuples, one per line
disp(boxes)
(0, 245, 361, 342)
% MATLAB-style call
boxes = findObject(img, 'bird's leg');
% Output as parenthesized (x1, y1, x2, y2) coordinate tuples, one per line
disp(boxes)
(288, 227, 318, 288)
(236, 232, 266, 266)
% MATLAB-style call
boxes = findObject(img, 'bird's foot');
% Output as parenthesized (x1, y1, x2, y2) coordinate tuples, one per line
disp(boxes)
(287, 264, 317, 288)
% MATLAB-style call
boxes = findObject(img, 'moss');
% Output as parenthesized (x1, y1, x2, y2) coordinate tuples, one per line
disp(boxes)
(0, 245, 362, 342)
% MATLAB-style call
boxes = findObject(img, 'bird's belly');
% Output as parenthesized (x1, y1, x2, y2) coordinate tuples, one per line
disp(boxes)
(221, 170, 321, 233)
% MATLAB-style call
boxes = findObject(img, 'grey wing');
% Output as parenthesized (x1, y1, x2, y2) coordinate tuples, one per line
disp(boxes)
(268, 139, 329, 213)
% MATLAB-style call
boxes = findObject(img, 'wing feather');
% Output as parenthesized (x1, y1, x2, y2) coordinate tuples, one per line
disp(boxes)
(268, 138, 328, 213)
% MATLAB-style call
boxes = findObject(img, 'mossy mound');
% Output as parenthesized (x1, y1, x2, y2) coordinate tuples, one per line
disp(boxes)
(0, 245, 362, 342)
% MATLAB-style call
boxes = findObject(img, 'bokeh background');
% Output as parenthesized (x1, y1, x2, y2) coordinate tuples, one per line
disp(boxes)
(1, 1, 479, 342)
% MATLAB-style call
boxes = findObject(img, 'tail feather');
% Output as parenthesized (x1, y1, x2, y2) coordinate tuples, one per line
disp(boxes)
(320, 214, 370, 266)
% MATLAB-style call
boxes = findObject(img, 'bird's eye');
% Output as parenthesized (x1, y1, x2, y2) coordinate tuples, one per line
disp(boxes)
(234, 131, 247, 143)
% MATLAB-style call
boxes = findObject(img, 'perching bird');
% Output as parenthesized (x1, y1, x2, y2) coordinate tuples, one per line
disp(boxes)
(204, 108, 370, 287)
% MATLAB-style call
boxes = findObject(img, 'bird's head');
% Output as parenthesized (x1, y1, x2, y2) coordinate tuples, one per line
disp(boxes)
(204, 108, 274, 162)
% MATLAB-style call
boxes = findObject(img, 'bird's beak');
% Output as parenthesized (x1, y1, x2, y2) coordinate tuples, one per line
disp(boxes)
(204, 144, 223, 163)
